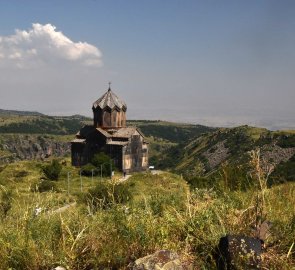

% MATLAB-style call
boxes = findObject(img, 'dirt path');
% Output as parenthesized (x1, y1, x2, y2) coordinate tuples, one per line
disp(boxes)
(118, 174, 132, 182)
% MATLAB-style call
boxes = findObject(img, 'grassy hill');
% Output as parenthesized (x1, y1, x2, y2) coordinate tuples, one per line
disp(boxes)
(0, 114, 89, 135)
(161, 125, 295, 188)
(0, 109, 294, 185)
(0, 109, 294, 268)
(128, 120, 214, 143)
(0, 108, 44, 116)
(127, 120, 215, 168)
(0, 158, 294, 269)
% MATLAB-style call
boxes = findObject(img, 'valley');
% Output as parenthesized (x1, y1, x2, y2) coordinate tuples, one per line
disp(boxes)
(0, 109, 294, 269)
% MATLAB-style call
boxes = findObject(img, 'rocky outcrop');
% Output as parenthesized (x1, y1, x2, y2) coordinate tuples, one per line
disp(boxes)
(0, 134, 70, 164)
(131, 250, 193, 270)
(261, 144, 295, 169)
(202, 140, 230, 169)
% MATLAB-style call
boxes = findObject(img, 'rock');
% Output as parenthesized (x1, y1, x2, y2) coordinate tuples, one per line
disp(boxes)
(0, 134, 70, 164)
(51, 266, 66, 270)
(131, 250, 185, 270)
(216, 235, 262, 270)
(202, 140, 229, 169)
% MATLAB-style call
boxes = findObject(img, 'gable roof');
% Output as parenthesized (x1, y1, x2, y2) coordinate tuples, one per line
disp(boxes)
(96, 127, 112, 138)
(72, 126, 146, 145)
(112, 127, 138, 138)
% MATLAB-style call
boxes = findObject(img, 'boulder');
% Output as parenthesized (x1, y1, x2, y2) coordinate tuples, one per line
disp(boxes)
(51, 267, 66, 270)
(216, 235, 262, 270)
(131, 250, 186, 270)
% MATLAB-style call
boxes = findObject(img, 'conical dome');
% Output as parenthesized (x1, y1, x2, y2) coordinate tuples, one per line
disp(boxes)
(92, 86, 127, 128)
(93, 88, 127, 111)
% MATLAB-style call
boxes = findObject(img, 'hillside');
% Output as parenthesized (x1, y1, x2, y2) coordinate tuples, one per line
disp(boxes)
(0, 159, 294, 269)
(164, 125, 295, 187)
(0, 113, 89, 135)
(0, 109, 44, 116)
(0, 110, 294, 268)
(1, 109, 294, 185)
(127, 120, 214, 143)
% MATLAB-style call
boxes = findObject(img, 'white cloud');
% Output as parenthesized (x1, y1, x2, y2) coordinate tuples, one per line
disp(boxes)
(0, 23, 102, 68)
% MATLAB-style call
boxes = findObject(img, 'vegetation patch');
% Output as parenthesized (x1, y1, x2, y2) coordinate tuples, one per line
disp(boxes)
(42, 159, 62, 180)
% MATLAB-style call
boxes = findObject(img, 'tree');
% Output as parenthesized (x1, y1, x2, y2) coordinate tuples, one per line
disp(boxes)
(91, 152, 114, 176)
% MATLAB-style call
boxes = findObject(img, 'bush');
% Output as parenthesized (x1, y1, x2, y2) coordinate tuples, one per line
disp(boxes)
(0, 188, 12, 218)
(269, 154, 295, 185)
(31, 180, 57, 192)
(277, 134, 295, 148)
(186, 176, 216, 189)
(91, 152, 114, 177)
(81, 163, 97, 176)
(42, 159, 62, 181)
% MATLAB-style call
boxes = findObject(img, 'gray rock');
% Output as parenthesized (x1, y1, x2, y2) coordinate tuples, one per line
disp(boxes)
(132, 250, 185, 270)
(52, 266, 66, 270)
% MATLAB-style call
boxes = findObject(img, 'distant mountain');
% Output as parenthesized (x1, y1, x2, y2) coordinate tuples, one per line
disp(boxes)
(128, 120, 215, 143)
(0, 109, 44, 116)
(0, 109, 92, 135)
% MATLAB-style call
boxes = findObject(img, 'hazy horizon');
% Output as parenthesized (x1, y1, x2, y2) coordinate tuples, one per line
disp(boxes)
(0, 1, 294, 130)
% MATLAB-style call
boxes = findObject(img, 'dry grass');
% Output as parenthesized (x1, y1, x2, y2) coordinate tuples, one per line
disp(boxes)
(0, 158, 294, 269)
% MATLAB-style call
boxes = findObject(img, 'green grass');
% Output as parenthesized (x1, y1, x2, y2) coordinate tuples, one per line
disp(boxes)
(0, 157, 294, 269)
(126, 172, 188, 203)
(244, 125, 269, 140)
(273, 130, 295, 135)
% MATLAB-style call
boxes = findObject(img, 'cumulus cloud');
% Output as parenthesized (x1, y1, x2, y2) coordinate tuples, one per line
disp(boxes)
(0, 23, 102, 68)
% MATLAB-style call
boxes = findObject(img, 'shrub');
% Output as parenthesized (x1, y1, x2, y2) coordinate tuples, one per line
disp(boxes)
(81, 163, 97, 176)
(42, 159, 62, 180)
(269, 154, 295, 185)
(277, 134, 295, 148)
(31, 180, 57, 192)
(91, 152, 114, 176)
(14, 170, 29, 178)
(0, 188, 12, 218)
(186, 176, 216, 189)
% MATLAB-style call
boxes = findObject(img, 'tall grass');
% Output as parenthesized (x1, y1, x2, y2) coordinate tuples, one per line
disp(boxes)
(0, 159, 294, 269)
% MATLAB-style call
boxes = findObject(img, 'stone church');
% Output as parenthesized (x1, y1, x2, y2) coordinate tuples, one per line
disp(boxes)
(71, 85, 148, 173)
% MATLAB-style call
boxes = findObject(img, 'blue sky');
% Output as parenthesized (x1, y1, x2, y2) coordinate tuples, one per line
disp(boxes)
(0, 0, 294, 129)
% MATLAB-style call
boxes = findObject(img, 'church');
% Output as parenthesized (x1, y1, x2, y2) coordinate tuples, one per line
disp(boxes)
(71, 85, 149, 173)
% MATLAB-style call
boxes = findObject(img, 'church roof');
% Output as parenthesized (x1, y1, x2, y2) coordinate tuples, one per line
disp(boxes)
(106, 141, 129, 146)
(72, 126, 146, 143)
(112, 127, 138, 138)
(92, 87, 127, 111)
(96, 127, 111, 138)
